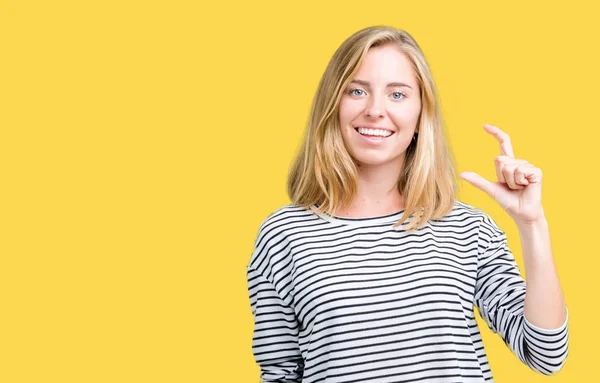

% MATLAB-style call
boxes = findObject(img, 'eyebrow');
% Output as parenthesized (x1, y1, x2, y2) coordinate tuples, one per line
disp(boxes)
(350, 79, 413, 89)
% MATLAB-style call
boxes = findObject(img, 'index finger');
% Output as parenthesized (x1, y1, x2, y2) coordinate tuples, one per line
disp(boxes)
(483, 124, 514, 158)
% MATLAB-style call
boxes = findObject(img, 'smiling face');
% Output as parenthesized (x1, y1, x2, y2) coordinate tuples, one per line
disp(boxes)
(338, 44, 422, 167)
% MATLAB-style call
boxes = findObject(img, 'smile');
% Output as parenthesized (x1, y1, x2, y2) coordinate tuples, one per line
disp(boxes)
(354, 127, 395, 138)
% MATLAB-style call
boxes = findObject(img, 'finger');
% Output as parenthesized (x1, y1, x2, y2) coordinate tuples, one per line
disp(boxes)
(502, 164, 525, 190)
(494, 156, 506, 183)
(460, 171, 499, 199)
(494, 156, 528, 184)
(484, 124, 515, 158)
(524, 166, 543, 184)
(515, 164, 535, 186)
(501, 158, 530, 166)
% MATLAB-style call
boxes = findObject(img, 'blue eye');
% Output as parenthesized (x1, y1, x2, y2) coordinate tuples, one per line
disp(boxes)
(348, 88, 406, 100)
(349, 88, 364, 96)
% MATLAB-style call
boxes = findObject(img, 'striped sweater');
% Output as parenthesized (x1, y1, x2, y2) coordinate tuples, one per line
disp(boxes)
(246, 200, 569, 382)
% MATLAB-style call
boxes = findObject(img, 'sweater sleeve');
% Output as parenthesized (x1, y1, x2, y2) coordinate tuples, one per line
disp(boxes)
(247, 266, 304, 382)
(473, 213, 569, 376)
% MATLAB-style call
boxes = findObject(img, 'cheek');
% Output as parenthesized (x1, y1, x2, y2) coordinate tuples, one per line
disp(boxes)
(338, 99, 361, 123)
(389, 102, 421, 127)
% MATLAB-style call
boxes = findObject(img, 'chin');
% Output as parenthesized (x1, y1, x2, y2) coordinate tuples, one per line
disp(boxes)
(353, 155, 395, 167)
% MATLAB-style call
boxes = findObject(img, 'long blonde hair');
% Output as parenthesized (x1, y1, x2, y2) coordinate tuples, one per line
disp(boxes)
(287, 26, 457, 231)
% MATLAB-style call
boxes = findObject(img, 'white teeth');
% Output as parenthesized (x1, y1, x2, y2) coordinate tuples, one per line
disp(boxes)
(356, 127, 393, 137)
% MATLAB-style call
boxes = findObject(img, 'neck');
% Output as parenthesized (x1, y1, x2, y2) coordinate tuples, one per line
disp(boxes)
(335, 157, 406, 218)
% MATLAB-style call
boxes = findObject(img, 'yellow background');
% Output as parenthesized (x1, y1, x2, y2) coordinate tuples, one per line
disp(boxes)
(1, 0, 597, 381)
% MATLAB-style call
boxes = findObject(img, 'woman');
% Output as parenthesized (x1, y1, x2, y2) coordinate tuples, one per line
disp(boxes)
(246, 26, 568, 382)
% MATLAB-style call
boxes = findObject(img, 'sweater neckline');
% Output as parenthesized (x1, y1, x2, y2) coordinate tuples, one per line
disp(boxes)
(309, 204, 407, 227)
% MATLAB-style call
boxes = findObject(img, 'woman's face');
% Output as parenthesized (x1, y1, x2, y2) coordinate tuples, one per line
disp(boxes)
(338, 44, 421, 167)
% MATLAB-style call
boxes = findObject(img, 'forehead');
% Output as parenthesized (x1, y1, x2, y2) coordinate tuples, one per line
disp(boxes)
(353, 45, 417, 87)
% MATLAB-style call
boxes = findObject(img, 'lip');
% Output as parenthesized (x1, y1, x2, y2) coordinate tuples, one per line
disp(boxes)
(353, 125, 395, 133)
(353, 127, 395, 145)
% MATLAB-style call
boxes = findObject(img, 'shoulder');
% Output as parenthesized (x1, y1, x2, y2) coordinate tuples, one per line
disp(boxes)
(441, 200, 503, 234)
(247, 203, 315, 271)
(254, 203, 312, 237)
(448, 200, 507, 249)
(434, 199, 489, 222)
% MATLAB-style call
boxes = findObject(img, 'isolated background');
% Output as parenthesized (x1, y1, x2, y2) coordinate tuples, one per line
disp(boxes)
(1, 0, 597, 382)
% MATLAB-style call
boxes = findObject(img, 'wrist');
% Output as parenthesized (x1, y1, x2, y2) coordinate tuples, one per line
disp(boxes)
(516, 214, 549, 235)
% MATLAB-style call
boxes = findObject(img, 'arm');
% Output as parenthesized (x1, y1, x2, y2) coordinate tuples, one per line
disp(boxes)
(518, 216, 567, 329)
(247, 267, 304, 382)
(474, 213, 569, 376)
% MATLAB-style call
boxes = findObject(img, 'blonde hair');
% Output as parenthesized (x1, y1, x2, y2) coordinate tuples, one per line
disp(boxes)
(287, 25, 457, 231)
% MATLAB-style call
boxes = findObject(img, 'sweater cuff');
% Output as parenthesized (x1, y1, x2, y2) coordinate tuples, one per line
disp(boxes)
(524, 307, 569, 334)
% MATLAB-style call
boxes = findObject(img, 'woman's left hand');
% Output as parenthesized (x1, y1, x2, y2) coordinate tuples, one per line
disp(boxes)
(459, 124, 545, 225)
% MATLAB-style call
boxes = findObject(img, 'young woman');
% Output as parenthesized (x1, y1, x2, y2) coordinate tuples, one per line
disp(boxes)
(246, 26, 568, 383)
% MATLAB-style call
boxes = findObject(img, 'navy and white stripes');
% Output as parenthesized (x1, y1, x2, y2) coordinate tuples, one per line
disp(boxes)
(246, 200, 568, 382)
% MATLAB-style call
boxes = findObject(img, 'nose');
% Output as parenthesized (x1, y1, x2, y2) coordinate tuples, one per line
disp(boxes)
(365, 95, 384, 118)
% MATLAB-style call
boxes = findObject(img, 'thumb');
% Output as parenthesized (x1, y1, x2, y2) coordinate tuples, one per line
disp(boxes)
(460, 171, 497, 198)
